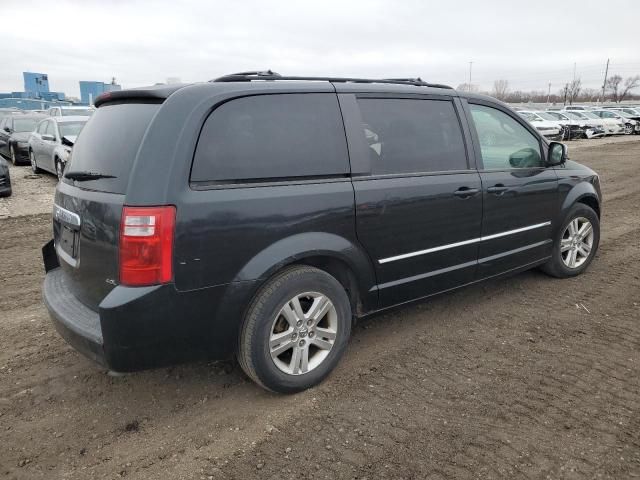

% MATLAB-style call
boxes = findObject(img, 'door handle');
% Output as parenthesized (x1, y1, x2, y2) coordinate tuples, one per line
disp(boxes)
(453, 187, 480, 198)
(487, 185, 509, 195)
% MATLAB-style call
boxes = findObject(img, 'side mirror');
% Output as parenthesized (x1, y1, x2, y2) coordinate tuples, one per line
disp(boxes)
(3, 126, 10, 133)
(548, 142, 567, 166)
(508, 147, 541, 168)
(42, 134, 55, 142)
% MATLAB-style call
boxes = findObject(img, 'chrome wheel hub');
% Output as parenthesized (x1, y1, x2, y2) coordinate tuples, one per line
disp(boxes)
(561, 217, 594, 269)
(269, 292, 338, 375)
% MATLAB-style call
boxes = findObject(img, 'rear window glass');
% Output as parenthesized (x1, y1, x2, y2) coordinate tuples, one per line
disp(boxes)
(191, 94, 349, 183)
(357, 98, 468, 175)
(64, 103, 159, 193)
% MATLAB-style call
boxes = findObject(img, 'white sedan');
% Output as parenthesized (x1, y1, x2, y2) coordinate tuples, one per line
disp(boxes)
(517, 111, 562, 138)
(591, 110, 639, 135)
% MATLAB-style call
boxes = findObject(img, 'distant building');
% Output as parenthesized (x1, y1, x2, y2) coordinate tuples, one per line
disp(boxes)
(23, 72, 50, 98)
(79, 77, 122, 105)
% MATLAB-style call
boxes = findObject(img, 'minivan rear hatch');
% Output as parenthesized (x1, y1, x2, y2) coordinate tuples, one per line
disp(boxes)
(53, 102, 160, 310)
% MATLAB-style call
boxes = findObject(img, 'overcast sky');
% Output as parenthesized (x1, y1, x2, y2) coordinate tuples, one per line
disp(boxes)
(1, 0, 639, 98)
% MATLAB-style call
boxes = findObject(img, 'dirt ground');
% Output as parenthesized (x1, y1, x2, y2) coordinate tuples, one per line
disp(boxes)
(1, 138, 639, 479)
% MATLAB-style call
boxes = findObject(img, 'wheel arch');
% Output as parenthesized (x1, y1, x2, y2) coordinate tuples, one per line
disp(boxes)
(232, 232, 378, 315)
(560, 182, 600, 220)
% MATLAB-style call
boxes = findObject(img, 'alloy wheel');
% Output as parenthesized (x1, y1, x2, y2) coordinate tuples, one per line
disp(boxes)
(269, 292, 338, 375)
(30, 151, 37, 173)
(11, 146, 17, 165)
(624, 124, 633, 135)
(55, 159, 63, 179)
(561, 217, 594, 269)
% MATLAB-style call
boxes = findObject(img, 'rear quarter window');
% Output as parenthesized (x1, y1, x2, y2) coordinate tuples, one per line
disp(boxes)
(64, 103, 160, 193)
(191, 93, 349, 184)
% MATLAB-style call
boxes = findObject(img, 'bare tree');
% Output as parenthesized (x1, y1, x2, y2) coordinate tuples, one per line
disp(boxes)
(606, 75, 623, 102)
(492, 79, 510, 100)
(619, 75, 640, 102)
(580, 88, 600, 102)
(456, 83, 479, 93)
(567, 79, 582, 105)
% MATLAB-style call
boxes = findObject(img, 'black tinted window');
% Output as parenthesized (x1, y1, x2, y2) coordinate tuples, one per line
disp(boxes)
(64, 103, 159, 193)
(191, 94, 349, 183)
(357, 98, 467, 175)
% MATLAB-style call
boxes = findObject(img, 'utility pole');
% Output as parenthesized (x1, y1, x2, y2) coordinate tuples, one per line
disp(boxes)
(600, 58, 609, 104)
(468, 61, 473, 91)
(547, 81, 551, 105)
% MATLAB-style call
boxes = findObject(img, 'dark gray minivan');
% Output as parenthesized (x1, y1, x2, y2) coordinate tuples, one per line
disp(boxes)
(43, 73, 602, 393)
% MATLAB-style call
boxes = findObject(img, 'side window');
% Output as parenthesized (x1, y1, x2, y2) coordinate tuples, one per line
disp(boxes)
(37, 121, 47, 134)
(45, 121, 56, 138)
(469, 104, 543, 169)
(356, 98, 467, 175)
(191, 93, 349, 183)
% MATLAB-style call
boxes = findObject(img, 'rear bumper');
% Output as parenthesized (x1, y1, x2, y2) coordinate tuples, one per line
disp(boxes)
(43, 265, 256, 372)
(43, 268, 107, 366)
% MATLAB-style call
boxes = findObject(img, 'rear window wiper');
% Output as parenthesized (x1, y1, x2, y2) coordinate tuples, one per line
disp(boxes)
(64, 171, 116, 181)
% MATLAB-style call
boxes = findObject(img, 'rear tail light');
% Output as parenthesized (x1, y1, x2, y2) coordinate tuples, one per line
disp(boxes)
(119, 206, 176, 286)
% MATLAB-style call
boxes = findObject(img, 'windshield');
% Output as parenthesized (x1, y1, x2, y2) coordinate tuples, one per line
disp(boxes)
(519, 112, 536, 121)
(563, 112, 583, 120)
(617, 111, 635, 119)
(62, 108, 93, 116)
(536, 112, 557, 121)
(581, 112, 600, 120)
(546, 112, 567, 120)
(59, 121, 87, 137)
(13, 118, 39, 132)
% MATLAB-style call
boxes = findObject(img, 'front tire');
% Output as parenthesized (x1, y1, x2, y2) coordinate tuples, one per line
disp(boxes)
(624, 124, 633, 135)
(55, 158, 64, 179)
(542, 203, 600, 278)
(238, 266, 352, 393)
(30, 150, 42, 173)
(10, 145, 18, 166)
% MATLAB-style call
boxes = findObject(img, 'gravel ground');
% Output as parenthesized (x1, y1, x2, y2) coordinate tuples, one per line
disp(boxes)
(0, 138, 639, 479)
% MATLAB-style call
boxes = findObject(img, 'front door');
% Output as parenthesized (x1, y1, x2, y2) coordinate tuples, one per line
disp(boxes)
(466, 101, 558, 279)
(343, 94, 483, 307)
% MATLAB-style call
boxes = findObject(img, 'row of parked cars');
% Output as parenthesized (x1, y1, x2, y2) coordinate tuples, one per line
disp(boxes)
(0, 106, 93, 196)
(514, 105, 640, 140)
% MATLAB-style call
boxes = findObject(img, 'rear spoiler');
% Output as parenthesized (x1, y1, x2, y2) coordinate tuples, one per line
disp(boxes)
(94, 84, 186, 108)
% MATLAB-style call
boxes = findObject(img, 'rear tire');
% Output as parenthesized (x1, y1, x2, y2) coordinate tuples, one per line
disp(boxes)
(238, 265, 352, 393)
(541, 203, 599, 278)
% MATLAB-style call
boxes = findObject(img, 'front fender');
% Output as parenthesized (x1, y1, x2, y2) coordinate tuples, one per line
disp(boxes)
(558, 180, 600, 232)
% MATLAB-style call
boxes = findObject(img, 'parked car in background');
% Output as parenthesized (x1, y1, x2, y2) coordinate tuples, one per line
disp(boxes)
(518, 110, 562, 138)
(556, 111, 606, 138)
(591, 110, 639, 135)
(42, 74, 602, 393)
(613, 110, 640, 130)
(564, 105, 593, 111)
(0, 156, 11, 197)
(550, 110, 625, 136)
(47, 106, 95, 117)
(0, 114, 45, 165)
(29, 116, 89, 178)
(518, 111, 563, 139)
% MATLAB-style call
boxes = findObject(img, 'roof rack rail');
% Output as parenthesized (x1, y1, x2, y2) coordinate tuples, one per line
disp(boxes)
(210, 72, 453, 89)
